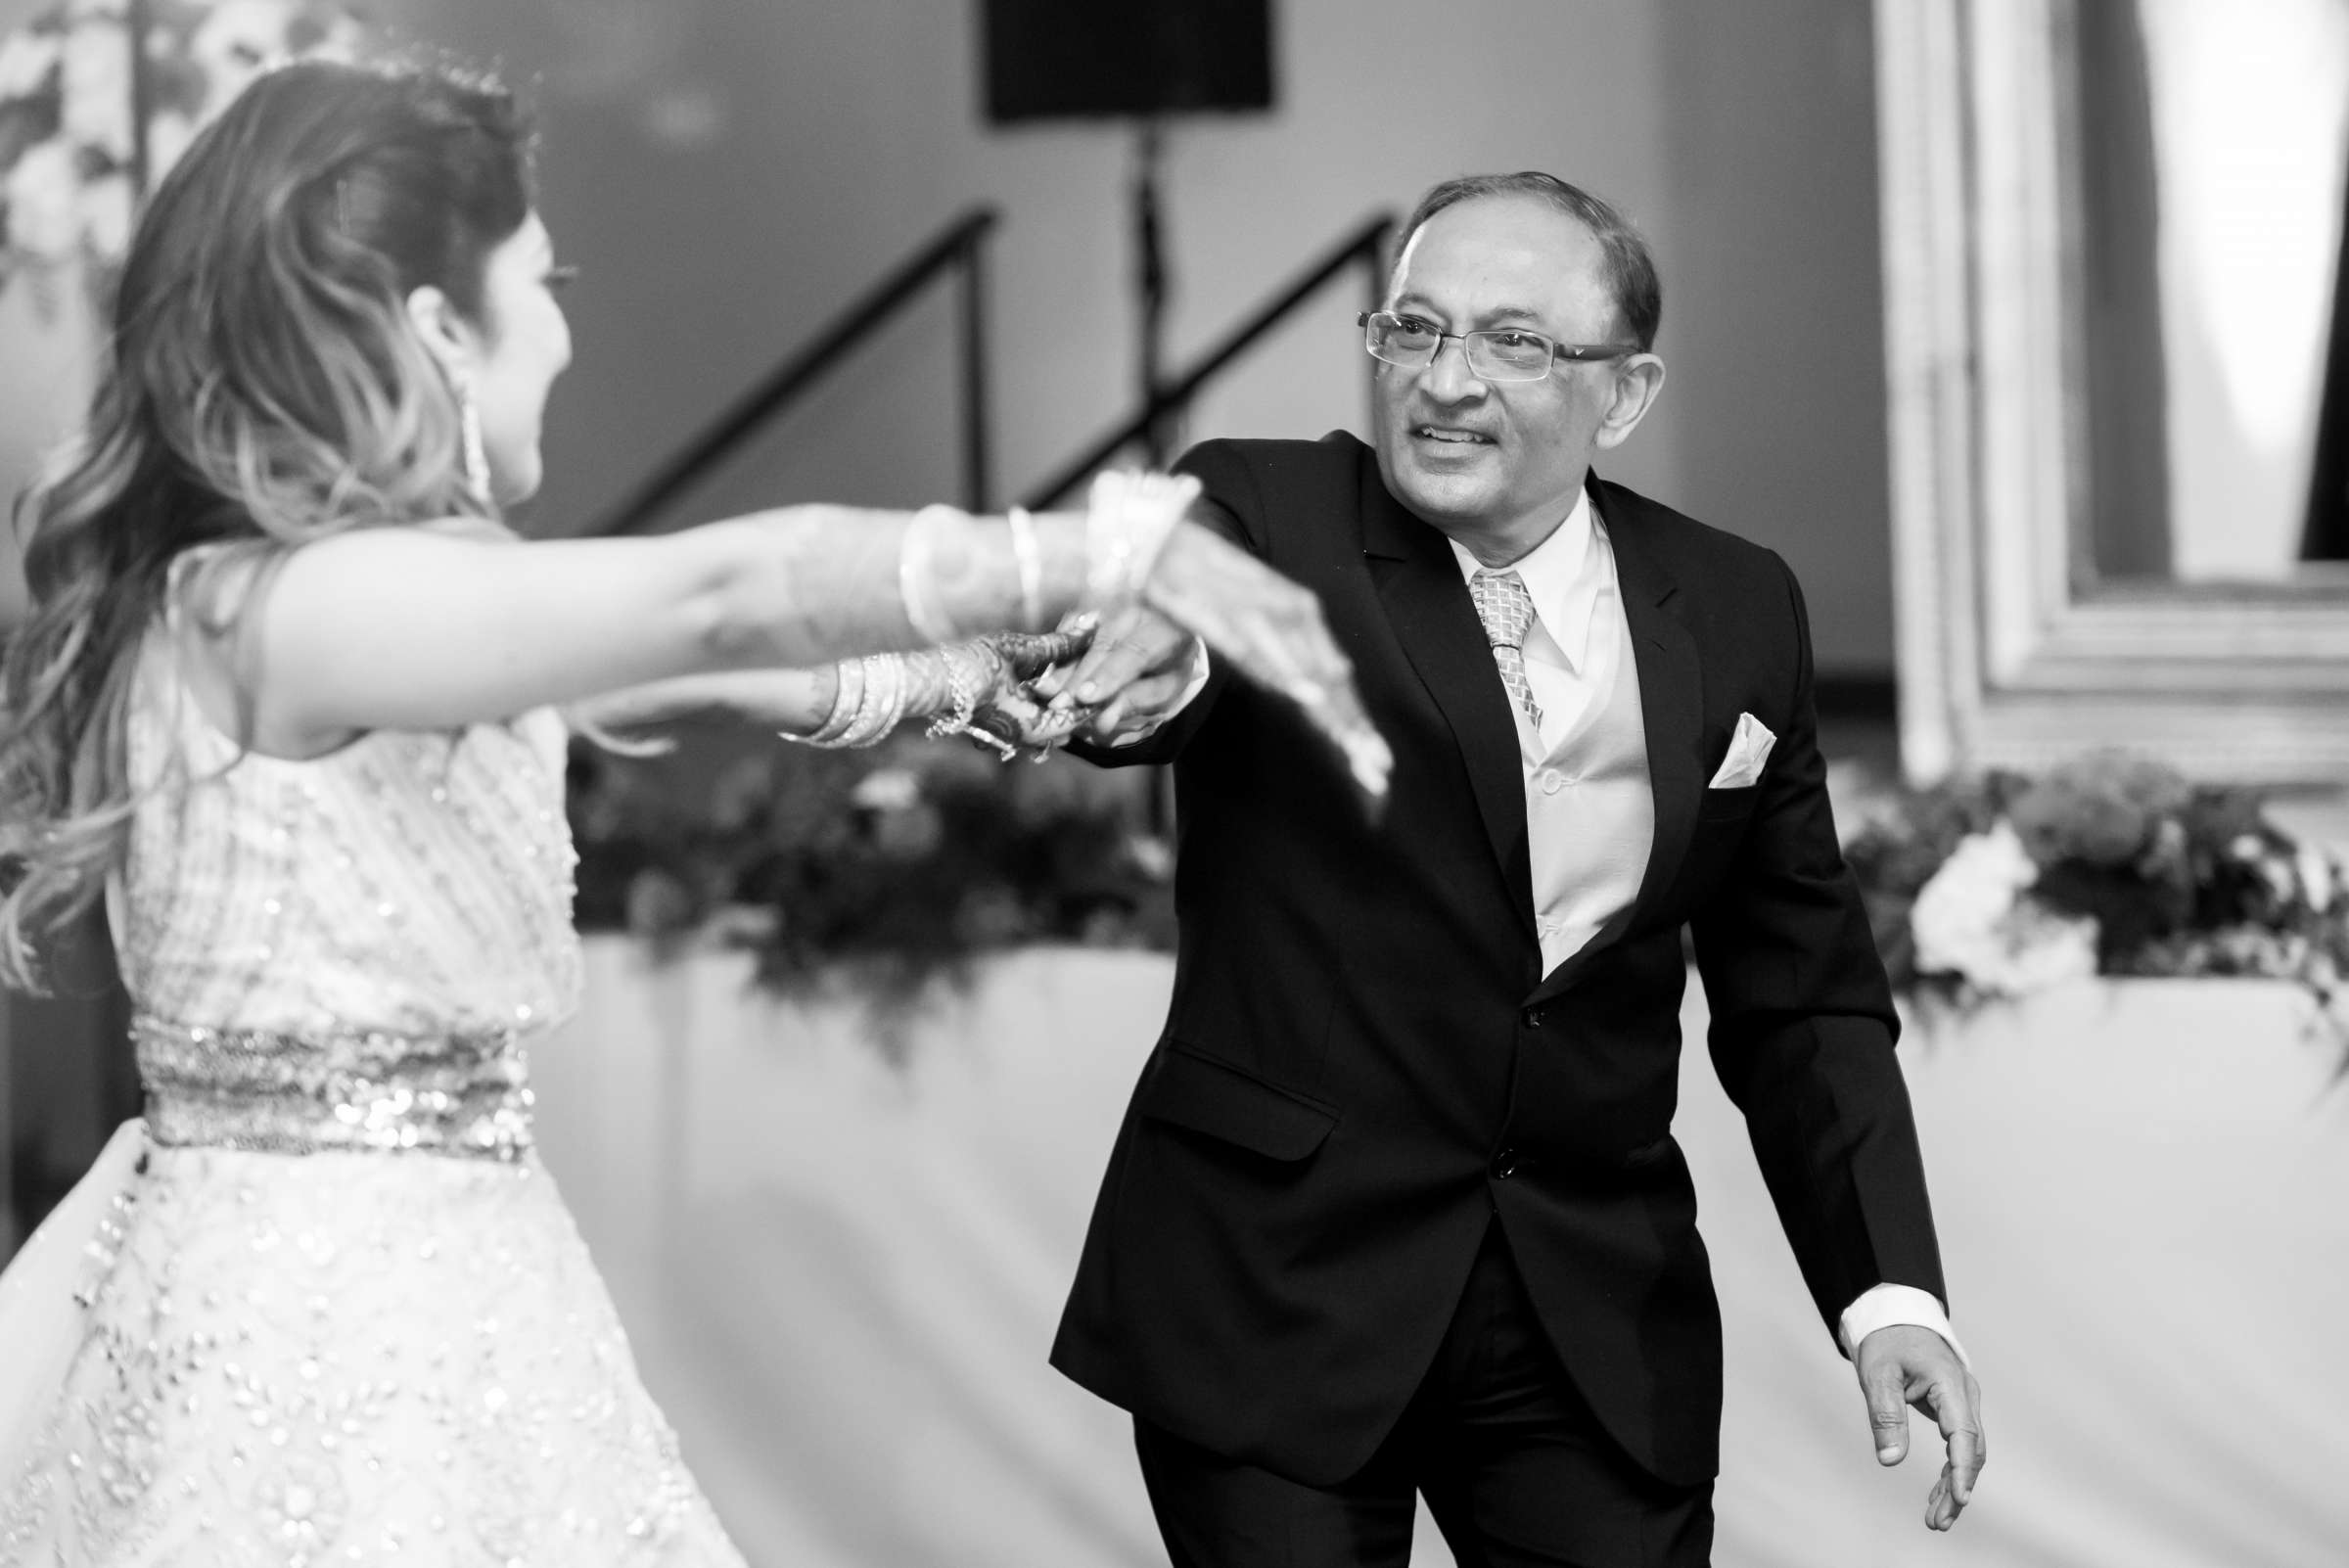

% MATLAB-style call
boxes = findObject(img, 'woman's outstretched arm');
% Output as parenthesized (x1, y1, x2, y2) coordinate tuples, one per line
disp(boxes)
(192, 483, 1387, 798)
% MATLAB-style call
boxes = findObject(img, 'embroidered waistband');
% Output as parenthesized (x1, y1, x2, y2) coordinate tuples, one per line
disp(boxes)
(132, 1015, 535, 1162)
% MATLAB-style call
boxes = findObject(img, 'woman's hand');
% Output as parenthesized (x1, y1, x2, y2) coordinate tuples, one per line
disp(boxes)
(1139, 520, 1391, 807)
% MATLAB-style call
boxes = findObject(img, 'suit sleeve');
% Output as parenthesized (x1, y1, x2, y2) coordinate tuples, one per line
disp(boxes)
(1687, 554, 1949, 1344)
(1067, 440, 1264, 770)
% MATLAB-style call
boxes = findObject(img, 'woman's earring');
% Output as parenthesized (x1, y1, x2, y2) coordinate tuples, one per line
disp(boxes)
(455, 374, 491, 505)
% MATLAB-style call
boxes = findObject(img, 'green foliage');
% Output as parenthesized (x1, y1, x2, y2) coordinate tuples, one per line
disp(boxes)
(567, 730, 1173, 1046)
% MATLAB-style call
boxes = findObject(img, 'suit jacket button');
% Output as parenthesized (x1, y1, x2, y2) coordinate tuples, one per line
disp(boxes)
(1490, 1148, 1519, 1179)
(1521, 1008, 1544, 1029)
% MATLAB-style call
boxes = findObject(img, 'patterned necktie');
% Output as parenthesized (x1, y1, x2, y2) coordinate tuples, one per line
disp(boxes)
(1469, 569, 1543, 730)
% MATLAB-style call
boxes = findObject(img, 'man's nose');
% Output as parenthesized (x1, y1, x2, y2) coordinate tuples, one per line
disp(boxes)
(1419, 336, 1488, 402)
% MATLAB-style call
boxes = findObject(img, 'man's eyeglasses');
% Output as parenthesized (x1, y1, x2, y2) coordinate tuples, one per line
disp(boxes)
(1358, 311, 1637, 383)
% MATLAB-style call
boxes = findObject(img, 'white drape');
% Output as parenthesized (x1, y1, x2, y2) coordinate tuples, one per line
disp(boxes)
(530, 943, 2349, 1567)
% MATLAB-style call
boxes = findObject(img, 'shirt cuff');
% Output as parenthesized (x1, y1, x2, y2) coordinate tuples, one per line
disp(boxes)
(1106, 637, 1212, 747)
(1837, 1283, 1970, 1369)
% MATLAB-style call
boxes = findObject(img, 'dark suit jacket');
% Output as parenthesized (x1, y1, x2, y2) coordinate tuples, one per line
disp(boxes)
(1050, 433, 1945, 1488)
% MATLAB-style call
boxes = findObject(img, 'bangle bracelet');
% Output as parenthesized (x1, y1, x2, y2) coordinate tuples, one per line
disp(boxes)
(1083, 471, 1199, 610)
(783, 659, 863, 747)
(1007, 506, 1044, 631)
(788, 653, 906, 749)
(850, 652, 906, 747)
(898, 505, 963, 645)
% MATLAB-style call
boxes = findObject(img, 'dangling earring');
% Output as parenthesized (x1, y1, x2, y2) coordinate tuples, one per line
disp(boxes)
(455, 372, 491, 506)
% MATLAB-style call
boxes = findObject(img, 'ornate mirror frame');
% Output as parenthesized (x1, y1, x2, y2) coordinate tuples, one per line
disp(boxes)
(1876, 0, 2349, 784)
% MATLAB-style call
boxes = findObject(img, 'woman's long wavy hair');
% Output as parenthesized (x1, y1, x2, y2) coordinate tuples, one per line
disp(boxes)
(0, 59, 535, 992)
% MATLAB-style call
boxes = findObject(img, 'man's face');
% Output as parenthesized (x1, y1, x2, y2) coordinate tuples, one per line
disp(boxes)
(1372, 195, 1655, 561)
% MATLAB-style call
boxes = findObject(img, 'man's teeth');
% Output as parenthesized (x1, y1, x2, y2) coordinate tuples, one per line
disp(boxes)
(1417, 427, 1489, 443)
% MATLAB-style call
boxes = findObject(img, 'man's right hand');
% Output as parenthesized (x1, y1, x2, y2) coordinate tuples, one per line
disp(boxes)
(1031, 605, 1202, 748)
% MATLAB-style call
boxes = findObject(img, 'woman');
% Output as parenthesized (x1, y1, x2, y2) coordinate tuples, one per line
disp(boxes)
(0, 58, 1384, 1564)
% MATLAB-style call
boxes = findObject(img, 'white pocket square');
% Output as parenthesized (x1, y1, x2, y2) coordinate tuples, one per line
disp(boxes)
(1707, 713, 1775, 789)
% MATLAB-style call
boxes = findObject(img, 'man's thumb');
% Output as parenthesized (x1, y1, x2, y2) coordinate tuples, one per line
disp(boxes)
(1867, 1378, 1910, 1464)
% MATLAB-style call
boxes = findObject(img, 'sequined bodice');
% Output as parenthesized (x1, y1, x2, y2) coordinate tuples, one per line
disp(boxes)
(113, 634, 581, 1159)
(116, 632, 582, 1040)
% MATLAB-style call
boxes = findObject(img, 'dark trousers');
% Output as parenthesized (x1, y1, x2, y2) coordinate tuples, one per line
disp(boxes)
(1132, 1221, 1714, 1568)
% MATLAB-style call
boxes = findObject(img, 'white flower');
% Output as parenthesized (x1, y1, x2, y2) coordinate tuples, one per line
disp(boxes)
(146, 109, 197, 185)
(193, 0, 297, 115)
(3, 137, 81, 260)
(74, 168, 131, 260)
(0, 27, 62, 100)
(1910, 818, 2099, 996)
(2299, 845, 2336, 913)
(303, 15, 366, 66)
(851, 767, 921, 812)
(60, 17, 133, 161)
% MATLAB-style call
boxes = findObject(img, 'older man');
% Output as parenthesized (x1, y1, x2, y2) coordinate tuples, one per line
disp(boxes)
(1045, 172, 1983, 1567)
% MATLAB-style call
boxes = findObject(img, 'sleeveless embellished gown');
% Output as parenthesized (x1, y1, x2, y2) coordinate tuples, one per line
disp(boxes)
(0, 637, 748, 1565)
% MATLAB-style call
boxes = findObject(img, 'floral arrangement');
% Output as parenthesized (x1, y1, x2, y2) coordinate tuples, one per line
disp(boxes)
(1842, 750, 2349, 1024)
(566, 731, 1173, 1050)
(0, 0, 359, 297)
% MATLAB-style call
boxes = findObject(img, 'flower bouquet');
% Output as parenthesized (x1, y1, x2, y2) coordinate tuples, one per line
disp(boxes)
(567, 732, 1173, 1054)
(1842, 750, 2349, 1028)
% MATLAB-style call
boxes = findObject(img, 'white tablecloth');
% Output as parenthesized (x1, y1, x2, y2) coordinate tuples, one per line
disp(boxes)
(535, 941, 2349, 1567)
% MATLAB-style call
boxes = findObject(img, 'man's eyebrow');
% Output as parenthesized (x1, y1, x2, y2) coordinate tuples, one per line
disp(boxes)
(1387, 295, 1551, 330)
(1471, 303, 1548, 328)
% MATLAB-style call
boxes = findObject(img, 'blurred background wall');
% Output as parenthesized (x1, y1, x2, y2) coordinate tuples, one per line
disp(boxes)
(0, 0, 1897, 679)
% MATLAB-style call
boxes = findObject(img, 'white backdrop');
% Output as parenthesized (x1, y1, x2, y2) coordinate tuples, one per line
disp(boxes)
(534, 941, 2349, 1568)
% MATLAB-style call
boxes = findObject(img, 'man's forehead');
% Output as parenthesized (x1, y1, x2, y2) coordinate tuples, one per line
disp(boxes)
(1389, 199, 1604, 314)
(1405, 196, 1596, 265)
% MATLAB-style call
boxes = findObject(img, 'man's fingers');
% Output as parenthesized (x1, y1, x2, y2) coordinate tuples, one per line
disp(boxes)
(1926, 1469, 1958, 1531)
(1053, 609, 1189, 709)
(1081, 673, 1183, 744)
(1928, 1374, 1986, 1505)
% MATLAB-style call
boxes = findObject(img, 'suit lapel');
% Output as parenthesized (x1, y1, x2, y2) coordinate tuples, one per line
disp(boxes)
(1525, 483, 1705, 1003)
(1360, 473, 1536, 937)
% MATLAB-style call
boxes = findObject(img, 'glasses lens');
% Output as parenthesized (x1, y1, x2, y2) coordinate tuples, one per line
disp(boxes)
(1467, 330, 1554, 381)
(1366, 312, 1441, 364)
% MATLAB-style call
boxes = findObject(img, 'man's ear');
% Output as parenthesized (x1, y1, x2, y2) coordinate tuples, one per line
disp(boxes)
(1593, 354, 1666, 451)
(403, 284, 476, 382)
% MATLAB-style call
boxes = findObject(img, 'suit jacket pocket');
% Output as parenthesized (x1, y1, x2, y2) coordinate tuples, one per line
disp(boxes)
(1697, 783, 1761, 823)
(1135, 1043, 1340, 1162)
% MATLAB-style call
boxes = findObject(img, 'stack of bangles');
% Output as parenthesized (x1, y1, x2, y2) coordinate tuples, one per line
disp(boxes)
(781, 470, 1198, 757)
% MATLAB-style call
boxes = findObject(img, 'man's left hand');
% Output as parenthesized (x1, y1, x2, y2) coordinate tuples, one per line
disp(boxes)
(1855, 1324, 1984, 1532)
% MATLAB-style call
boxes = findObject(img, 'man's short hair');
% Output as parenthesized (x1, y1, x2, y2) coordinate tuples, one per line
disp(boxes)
(1393, 171, 1663, 353)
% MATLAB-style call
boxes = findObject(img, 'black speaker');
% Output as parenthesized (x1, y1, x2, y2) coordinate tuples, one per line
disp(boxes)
(982, 0, 1275, 122)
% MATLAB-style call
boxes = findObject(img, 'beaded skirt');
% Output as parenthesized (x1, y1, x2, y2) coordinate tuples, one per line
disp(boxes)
(0, 642, 748, 1565)
(0, 1131, 745, 1567)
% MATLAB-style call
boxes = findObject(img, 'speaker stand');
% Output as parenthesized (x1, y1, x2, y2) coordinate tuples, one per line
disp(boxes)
(1131, 115, 1174, 466)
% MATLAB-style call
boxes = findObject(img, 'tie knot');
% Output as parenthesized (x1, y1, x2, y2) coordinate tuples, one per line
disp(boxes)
(1470, 569, 1537, 651)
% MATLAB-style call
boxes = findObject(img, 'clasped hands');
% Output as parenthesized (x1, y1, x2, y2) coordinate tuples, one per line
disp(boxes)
(958, 605, 1201, 758)
(961, 517, 1392, 806)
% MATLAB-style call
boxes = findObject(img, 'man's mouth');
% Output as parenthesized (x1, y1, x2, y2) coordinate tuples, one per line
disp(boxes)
(1413, 426, 1495, 446)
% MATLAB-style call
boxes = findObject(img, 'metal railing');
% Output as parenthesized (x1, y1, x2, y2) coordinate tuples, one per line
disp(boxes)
(1019, 211, 1395, 511)
(588, 207, 1396, 533)
(593, 207, 1000, 535)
